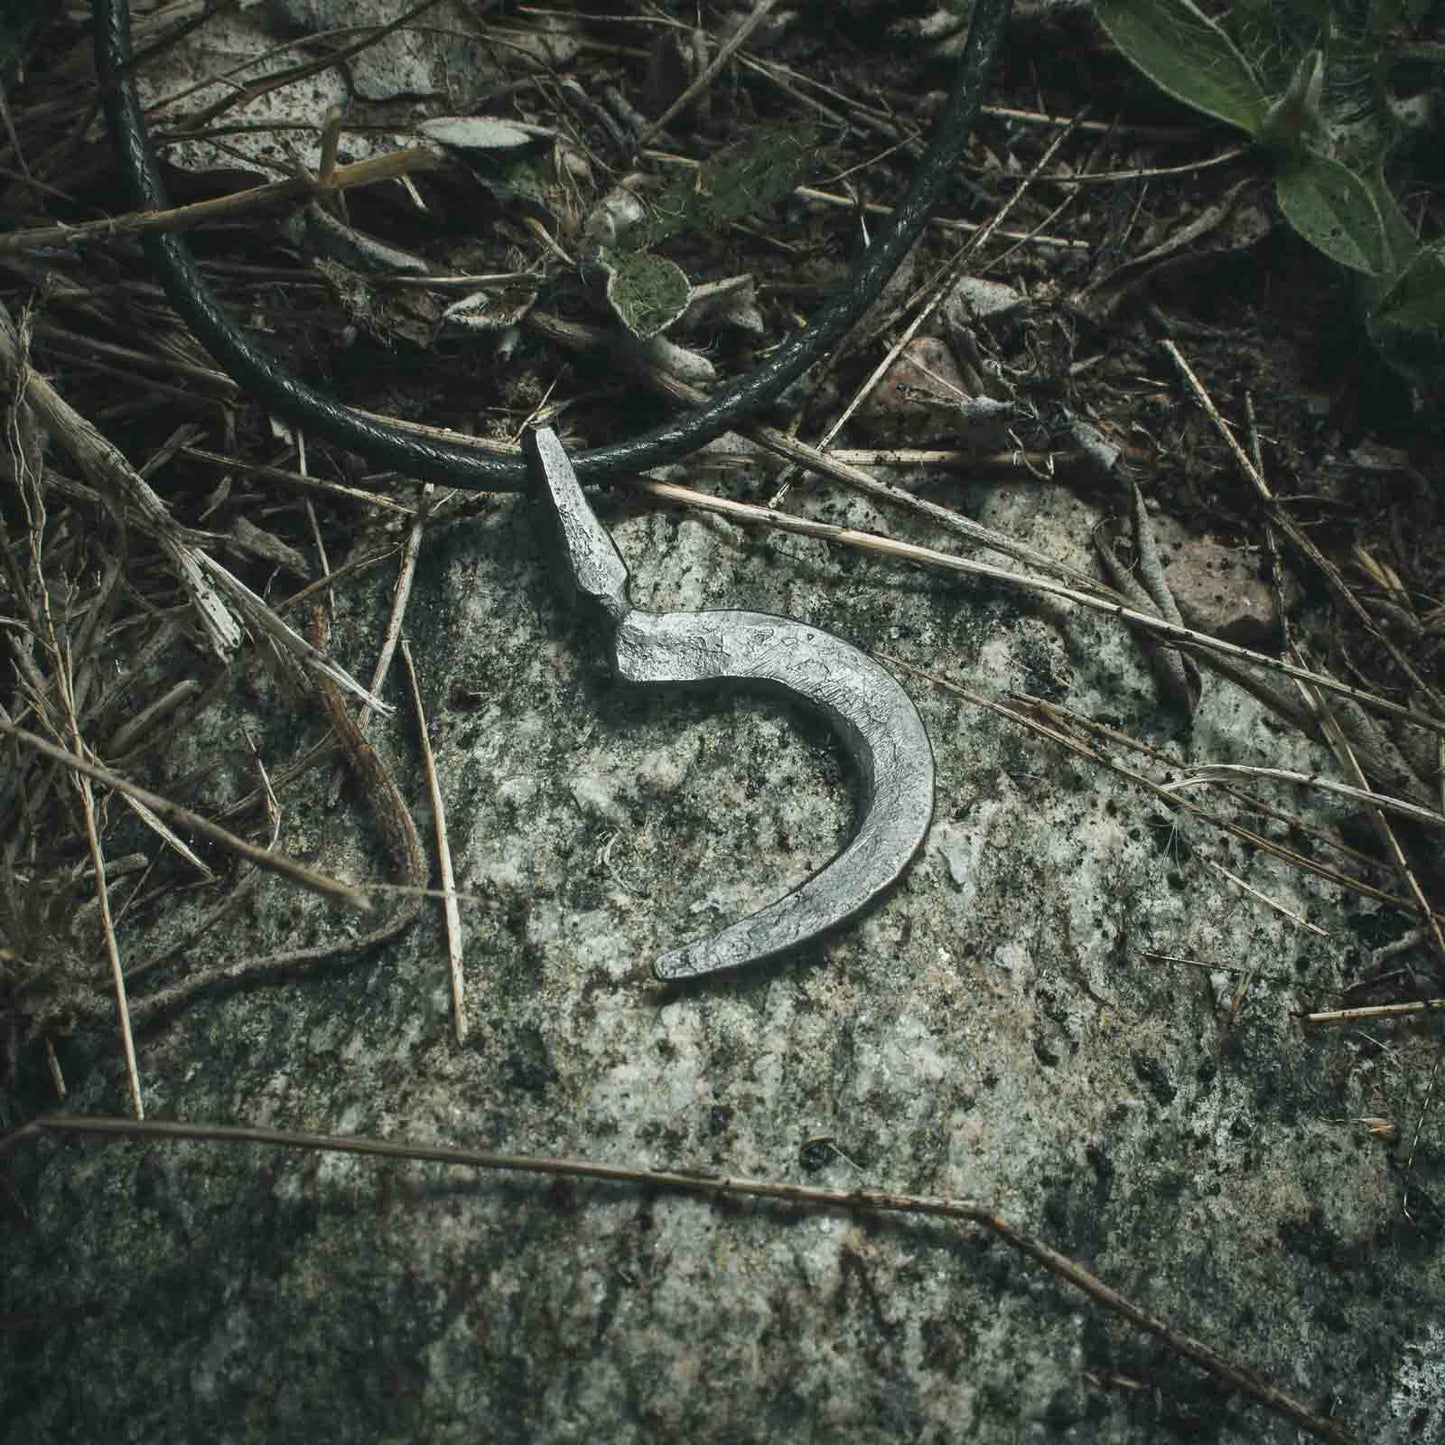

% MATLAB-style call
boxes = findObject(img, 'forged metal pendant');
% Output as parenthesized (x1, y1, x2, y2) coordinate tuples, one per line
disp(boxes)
(523, 427, 935, 982)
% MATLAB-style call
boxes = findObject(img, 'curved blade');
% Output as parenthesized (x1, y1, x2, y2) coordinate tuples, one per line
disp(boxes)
(523, 426, 935, 981)
(618, 608, 934, 980)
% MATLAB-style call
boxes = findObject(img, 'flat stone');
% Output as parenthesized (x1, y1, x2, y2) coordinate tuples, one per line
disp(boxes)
(3, 461, 1440, 1445)
(856, 335, 1015, 446)
(944, 273, 1030, 329)
(1146, 511, 1282, 648)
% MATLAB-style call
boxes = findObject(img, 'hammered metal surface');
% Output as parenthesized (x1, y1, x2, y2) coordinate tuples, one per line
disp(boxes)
(524, 426, 935, 980)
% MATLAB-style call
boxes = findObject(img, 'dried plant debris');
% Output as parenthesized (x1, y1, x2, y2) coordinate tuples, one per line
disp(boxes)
(136, 0, 508, 176)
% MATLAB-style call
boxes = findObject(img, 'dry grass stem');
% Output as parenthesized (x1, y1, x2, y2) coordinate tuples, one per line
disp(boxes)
(1162, 339, 1445, 720)
(0, 148, 443, 255)
(61, 653, 144, 1119)
(1056, 148, 1250, 182)
(1199, 856, 1329, 938)
(358, 485, 437, 736)
(824, 446, 1077, 473)
(790, 183, 1086, 248)
(1300, 669, 1445, 963)
(276, 545, 405, 613)
(115, 790, 214, 880)
(0, 299, 241, 658)
(879, 661, 1444, 930)
(1172, 764, 1445, 832)
(0, 715, 374, 912)
(0, 1114, 1354, 1445)
(401, 639, 464, 1045)
(106, 678, 203, 756)
(637, 0, 780, 145)
(629, 473, 1445, 738)
(180, 447, 410, 522)
(32, 321, 240, 395)
(1304, 1000, 1445, 1026)
(109, 605, 427, 1033)
(195, 554, 391, 714)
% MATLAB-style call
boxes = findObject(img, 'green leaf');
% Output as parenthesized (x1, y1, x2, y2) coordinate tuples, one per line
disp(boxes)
(1352, 168, 1445, 384)
(1356, 161, 1422, 338)
(1095, 0, 1270, 134)
(1274, 149, 1387, 274)
(1359, 163, 1421, 280)
(1257, 50, 1325, 162)
(640, 126, 817, 248)
(1372, 245, 1445, 337)
(600, 248, 692, 339)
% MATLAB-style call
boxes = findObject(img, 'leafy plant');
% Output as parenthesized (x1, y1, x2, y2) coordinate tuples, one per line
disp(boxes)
(591, 126, 816, 340)
(636, 125, 818, 250)
(597, 245, 695, 341)
(1095, 0, 1444, 386)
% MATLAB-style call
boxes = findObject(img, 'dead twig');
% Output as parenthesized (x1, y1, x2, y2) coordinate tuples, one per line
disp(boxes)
(1303, 1000, 1445, 1026)
(637, 0, 780, 145)
(0, 1113, 1354, 1443)
(0, 148, 443, 255)
(1161, 339, 1445, 724)
(0, 716, 373, 913)
(402, 639, 464, 1045)
(623, 471, 1445, 739)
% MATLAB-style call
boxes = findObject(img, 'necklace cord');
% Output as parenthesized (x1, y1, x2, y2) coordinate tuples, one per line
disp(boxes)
(91, 0, 1012, 488)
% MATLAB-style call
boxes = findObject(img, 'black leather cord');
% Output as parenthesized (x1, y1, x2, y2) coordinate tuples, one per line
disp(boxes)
(92, 0, 1012, 488)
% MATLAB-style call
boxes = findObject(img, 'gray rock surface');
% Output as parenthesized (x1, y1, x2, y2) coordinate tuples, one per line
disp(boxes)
(4, 451, 1442, 1443)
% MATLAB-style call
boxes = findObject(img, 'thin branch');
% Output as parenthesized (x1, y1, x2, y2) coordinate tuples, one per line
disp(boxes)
(637, 0, 780, 145)
(2, 1113, 1353, 1444)
(402, 639, 465, 1045)
(0, 716, 374, 913)
(624, 473, 1445, 738)
(1170, 764, 1445, 832)
(0, 148, 442, 255)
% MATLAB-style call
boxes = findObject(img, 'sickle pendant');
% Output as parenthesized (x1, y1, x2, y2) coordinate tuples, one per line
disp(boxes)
(524, 427, 935, 981)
